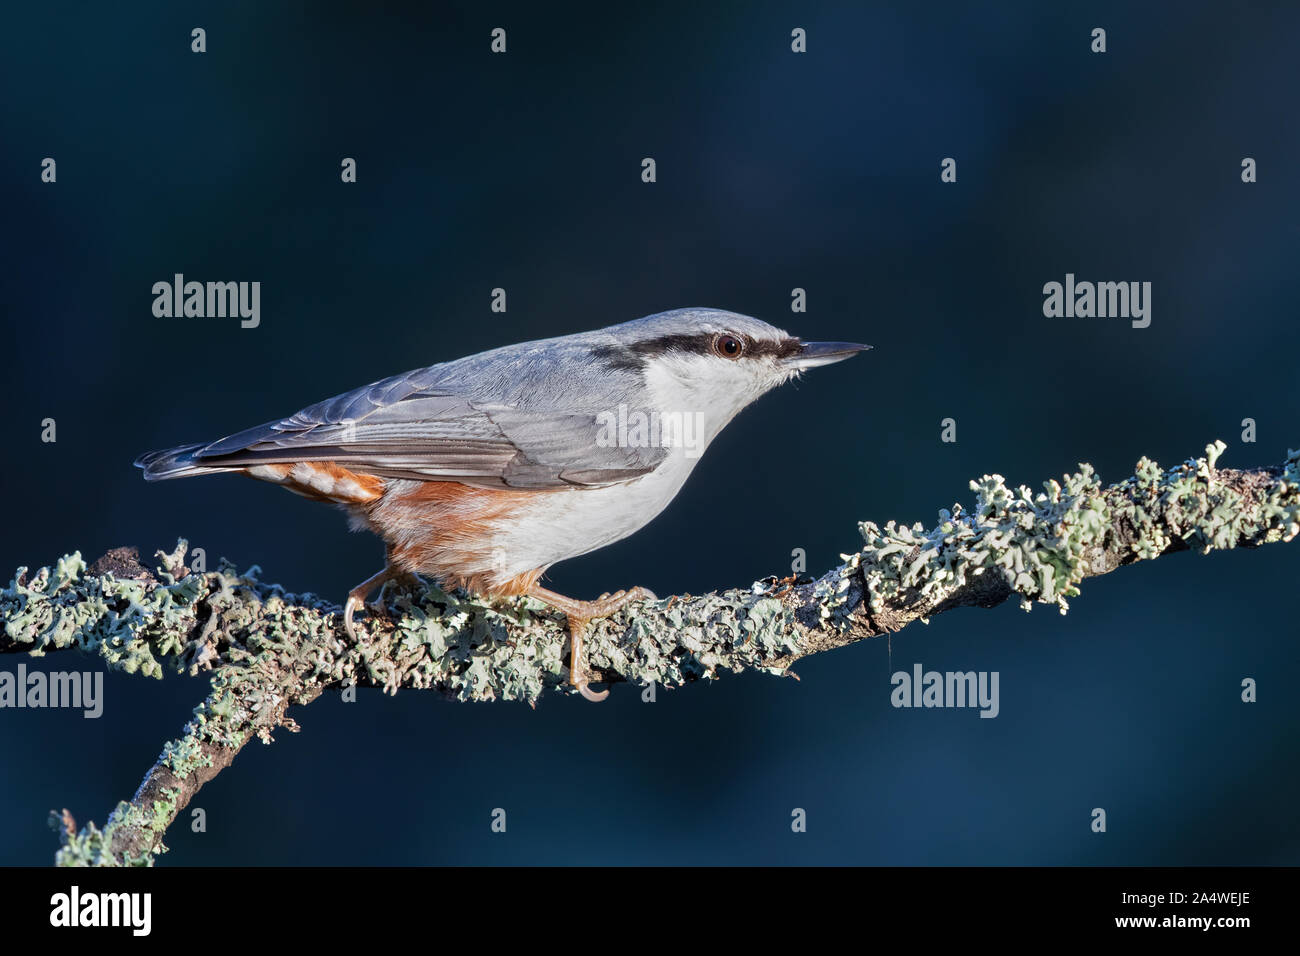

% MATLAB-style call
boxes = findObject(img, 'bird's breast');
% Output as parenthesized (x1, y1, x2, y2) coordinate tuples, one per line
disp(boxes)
(365, 450, 700, 590)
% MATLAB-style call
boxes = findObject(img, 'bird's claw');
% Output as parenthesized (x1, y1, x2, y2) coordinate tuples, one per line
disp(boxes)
(575, 679, 609, 703)
(342, 595, 362, 641)
(342, 595, 392, 640)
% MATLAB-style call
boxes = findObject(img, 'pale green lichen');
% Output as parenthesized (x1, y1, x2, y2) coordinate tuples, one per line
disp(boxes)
(4, 546, 210, 677)
(52, 811, 153, 867)
(866, 462, 1104, 616)
(848, 442, 1300, 622)
(1, 538, 805, 708)
(53, 789, 182, 867)
(14, 443, 1300, 865)
(8, 444, 1299, 709)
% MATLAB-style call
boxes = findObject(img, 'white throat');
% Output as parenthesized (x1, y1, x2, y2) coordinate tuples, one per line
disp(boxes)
(640, 351, 787, 454)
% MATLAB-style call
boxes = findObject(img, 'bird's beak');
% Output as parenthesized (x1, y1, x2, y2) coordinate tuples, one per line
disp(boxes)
(781, 341, 871, 370)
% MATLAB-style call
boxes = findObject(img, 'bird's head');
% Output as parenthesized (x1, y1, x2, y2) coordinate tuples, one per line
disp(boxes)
(591, 308, 868, 439)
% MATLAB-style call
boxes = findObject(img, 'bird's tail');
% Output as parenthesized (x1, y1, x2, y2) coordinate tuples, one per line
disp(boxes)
(134, 443, 239, 481)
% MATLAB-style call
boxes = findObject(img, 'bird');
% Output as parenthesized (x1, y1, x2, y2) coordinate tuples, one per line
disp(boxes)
(136, 308, 868, 700)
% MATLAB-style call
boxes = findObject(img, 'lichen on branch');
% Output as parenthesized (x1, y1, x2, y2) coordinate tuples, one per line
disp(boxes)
(3, 440, 1297, 865)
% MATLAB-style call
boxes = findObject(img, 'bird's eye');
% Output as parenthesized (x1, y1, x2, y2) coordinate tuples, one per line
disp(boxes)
(713, 334, 744, 360)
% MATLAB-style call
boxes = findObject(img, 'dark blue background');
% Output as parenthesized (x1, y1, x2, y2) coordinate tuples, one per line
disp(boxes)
(2, 1, 1297, 864)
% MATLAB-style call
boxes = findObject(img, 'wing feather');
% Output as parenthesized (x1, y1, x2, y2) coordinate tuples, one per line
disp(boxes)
(175, 364, 664, 489)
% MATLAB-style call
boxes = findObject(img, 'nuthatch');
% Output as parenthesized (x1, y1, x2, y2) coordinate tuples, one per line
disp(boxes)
(136, 308, 868, 700)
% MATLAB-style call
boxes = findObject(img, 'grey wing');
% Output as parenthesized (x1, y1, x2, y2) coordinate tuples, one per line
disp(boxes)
(171, 366, 666, 489)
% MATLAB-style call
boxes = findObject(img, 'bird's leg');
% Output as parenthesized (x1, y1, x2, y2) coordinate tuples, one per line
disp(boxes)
(343, 562, 414, 640)
(527, 585, 656, 702)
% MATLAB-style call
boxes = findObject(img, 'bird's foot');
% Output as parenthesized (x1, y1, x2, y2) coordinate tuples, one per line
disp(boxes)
(597, 588, 658, 603)
(583, 587, 657, 616)
(529, 585, 656, 701)
(342, 565, 414, 640)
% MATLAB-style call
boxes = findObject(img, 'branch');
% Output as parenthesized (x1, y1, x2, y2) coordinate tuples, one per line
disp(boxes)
(5, 440, 1297, 864)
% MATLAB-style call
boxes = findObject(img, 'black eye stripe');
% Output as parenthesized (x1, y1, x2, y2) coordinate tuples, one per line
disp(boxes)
(591, 332, 802, 370)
